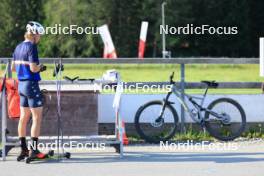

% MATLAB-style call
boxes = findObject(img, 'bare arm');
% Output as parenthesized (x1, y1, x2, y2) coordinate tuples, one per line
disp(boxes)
(29, 63, 41, 73)
(11, 61, 16, 72)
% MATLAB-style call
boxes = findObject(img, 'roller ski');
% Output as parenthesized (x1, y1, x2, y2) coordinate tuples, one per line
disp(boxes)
(25, 150, 54, 164)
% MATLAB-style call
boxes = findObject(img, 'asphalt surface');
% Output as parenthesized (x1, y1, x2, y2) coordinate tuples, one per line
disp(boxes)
(1, 140, 264, 176)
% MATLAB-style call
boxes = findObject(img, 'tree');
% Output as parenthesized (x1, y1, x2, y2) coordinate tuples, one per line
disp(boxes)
(40, 0, 96, 57)
(0, 0, 44, 57)
(41, 0, 144, 57)
(0, 0, 263, 57)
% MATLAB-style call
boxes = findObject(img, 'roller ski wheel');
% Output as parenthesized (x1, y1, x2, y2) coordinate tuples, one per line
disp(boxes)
(110, 144, 121, 153)
(64, 152, 71, 159)
(25, 150, 54, 164)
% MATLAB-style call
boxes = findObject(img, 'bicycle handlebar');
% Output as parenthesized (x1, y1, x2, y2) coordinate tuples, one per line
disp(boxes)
(64, 76, 79, 82)
(64, 76, 96, 83)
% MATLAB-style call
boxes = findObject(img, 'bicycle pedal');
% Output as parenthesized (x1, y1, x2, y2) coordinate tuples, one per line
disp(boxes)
(200, 120, 205, 127)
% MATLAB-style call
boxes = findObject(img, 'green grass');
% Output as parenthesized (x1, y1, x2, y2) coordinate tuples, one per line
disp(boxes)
(173, 125, 264, 141)
(2, 64, 264, 94)
(3, 64, 264, 82)
(128, 129, 264, 143)
(242, 124, 264, 138)
(128, 124, 264, 143)
(102, 88, 262, 94)
(173, 131, 214, 141)
(65, 64, 264, 82)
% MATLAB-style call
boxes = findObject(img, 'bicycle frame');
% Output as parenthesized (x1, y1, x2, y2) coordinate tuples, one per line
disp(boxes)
(161, 83, 215, 124)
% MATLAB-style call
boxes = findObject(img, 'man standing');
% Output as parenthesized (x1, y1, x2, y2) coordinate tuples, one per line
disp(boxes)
(12, 21, 47, 161)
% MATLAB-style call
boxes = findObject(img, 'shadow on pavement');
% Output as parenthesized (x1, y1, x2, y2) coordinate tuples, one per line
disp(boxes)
(28, 151, 264, 164)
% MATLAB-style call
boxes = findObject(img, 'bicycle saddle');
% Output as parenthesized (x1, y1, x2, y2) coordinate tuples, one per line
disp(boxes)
(201, 80, 219, 88)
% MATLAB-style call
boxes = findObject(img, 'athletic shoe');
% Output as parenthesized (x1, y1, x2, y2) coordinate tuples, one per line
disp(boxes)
(17, 149, 29, 161)
(28, 150, 47, 159)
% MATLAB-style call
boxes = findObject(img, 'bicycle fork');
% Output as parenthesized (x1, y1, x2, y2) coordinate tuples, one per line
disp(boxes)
(158, 92, 174, 119)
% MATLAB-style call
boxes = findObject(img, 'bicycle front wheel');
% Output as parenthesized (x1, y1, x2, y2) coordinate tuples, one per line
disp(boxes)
(204, 98, 246, 141)
(134, 100, 179, 143)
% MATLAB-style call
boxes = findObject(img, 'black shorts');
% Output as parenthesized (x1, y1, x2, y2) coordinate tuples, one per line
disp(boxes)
(18, 80, 43, 108)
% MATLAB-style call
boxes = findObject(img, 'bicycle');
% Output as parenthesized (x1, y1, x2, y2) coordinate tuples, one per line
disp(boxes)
(134, 72, 246, 143)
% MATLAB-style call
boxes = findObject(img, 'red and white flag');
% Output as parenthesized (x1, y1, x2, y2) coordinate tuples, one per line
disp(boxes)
(99, 25, 117, 59)
(138, 21, 149, 59)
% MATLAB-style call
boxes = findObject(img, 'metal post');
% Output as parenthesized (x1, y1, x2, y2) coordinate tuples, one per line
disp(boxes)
(260, 38, 264, 77)
(260, 38, 264, 94)
(1, 86, 7, 161)
(161, 2, 167, 58)
(180, 64, 186, 132)
(7, 59, 12, 78)
(119, 115, 124, 158)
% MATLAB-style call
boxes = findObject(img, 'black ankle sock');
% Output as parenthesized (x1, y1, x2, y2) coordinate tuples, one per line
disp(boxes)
(19, 137, 28, 151)
(30, 137, 39, 151)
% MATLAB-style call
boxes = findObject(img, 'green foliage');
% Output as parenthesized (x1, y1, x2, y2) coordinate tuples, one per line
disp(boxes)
(242, 124, 264, 138)
(40, 0, 96, 57)
(0, 0, 44, 56)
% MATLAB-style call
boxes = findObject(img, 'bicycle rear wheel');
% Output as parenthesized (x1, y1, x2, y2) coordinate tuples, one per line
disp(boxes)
(204, 98, 246, 141)
(134, 100, 179, 143)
